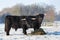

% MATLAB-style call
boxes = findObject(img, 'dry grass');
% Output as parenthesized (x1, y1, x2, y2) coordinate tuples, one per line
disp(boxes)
(28, 28, 46, 35)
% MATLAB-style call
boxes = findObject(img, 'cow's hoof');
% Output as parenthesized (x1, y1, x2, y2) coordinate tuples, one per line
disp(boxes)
(6, 33, 9, 36)
(24, 33, 27, 35)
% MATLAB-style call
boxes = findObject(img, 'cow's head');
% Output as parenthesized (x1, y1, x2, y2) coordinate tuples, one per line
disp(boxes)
(36, 14, 44, 24)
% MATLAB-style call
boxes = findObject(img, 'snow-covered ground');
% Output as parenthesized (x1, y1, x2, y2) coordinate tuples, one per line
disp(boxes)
(0, 24, 60, 40)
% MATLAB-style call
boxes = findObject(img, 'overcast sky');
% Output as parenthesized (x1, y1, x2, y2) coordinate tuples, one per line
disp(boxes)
(0, 0, 60, 12)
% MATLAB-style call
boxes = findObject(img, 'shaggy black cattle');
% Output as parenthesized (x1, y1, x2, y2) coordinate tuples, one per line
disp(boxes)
(5, 14, 44, 35)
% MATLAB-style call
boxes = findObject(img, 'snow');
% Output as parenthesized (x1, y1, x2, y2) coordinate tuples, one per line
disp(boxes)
(0, 24, 60, 40)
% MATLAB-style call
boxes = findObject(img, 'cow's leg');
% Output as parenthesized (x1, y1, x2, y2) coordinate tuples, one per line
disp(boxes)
(23, 25, 27, 35)
(23, 28, 27, 35)
(5, 17, 11, 35)
(6, 25, 11, 35)
(34, 27, 37, 31)
(5, 23, 11, 35)
(33, 23, 37, 31)
(15, 28, 17, 31)
(34, 26, 40, 31)
(34, 23, 40, 31)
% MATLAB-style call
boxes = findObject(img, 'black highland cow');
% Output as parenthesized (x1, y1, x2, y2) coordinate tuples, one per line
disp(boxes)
(5, 14, 44, 35)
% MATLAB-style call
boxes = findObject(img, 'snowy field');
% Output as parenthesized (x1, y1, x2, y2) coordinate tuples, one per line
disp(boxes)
(0, 24, 60, 40)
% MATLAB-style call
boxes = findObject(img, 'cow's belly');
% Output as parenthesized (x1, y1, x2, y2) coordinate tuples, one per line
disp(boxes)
(11, 23, 21, 29)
